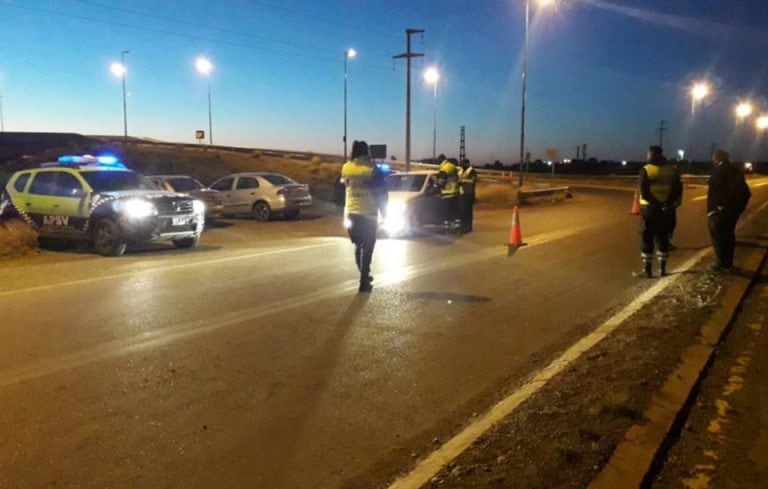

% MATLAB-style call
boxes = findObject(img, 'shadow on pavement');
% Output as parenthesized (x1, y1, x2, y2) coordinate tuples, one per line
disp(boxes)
(407, 291, 493, 303)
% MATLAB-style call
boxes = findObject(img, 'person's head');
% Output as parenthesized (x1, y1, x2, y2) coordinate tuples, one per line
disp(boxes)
(461, 158, 470, 168)
(449, 157, 459, 165)
(351, 140, 369, 160)
(438, 153, 446, 162)
(712, 149, 730, 164)
(647, 145, 664, 162)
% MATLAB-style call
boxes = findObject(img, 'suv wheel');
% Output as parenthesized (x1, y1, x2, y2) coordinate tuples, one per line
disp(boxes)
(252, 202, 271, 222)
(172, 235, 200, 249)
(93, 219, 127, 257)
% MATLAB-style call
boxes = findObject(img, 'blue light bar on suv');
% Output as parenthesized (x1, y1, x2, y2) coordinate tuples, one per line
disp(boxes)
(55, 155, 126, 168)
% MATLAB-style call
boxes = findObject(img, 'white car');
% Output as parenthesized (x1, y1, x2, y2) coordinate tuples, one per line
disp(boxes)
(382, 170, 444, 236)
(209, 172, 312, 221)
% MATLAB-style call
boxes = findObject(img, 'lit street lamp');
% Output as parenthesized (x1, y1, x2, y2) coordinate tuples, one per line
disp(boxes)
(195, 56, 214, 145)
(757, 115, 768, 131)
(690, 81, 710, 115)
(110, 50, 130, 139)
(423, 66, 440, 164)
(519, 0, 555, 188)
(735, 101, 753, 121)
(343, 48, 356, 162)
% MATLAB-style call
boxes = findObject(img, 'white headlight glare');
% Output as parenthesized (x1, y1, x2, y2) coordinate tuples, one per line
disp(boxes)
(193, 199, 206, 215)
(122, 199, 156, 219)
(387, 201, 407, 217)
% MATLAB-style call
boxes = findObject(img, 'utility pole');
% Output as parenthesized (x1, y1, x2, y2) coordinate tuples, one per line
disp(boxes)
(459, 126, 466, 162)
(582, 143, 588, 161)
(657, 120, 667, 148)
(576, 145, 580, 160)
(393, 28, 424, 173)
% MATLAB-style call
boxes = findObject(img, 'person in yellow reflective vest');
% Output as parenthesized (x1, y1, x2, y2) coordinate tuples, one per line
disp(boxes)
(458, 158, 477, 234)
(437, 155, 460, 232)
(636, 145, 682, 278)
(341, 140, 388, 292)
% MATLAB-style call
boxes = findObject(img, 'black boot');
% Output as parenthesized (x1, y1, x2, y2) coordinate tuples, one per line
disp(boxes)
(634, 261, 653, 278)
(358, 274, 373, 293)
(659, 259, 668, 277)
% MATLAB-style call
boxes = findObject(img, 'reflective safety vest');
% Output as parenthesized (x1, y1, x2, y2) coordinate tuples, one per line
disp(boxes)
(640, 163, 675, 205)
(439, 160, 460, 197)
(459, 166, 477, 195)
(341, 158, 379, 216)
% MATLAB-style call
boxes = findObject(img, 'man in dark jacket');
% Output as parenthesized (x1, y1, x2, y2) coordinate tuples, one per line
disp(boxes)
(636, 145, 683, 278)
(707, 149, 751, 272)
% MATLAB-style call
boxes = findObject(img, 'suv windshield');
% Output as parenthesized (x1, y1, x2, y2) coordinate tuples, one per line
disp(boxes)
(81, 170, 150, 193)
(262, 174, 296, 186)
(387, 174, 427, 192)
(168, 177, 204, 192)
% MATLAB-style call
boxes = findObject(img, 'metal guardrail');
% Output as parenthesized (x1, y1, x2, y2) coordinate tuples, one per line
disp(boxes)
(517, 186, 572, 203)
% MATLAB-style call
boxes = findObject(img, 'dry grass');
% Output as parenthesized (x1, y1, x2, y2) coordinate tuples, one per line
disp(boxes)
(0, 220, 38, 259)
(476, 183, 518, 206)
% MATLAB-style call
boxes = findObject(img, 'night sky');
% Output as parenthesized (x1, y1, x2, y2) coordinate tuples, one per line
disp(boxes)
(1, 0, 767, 162)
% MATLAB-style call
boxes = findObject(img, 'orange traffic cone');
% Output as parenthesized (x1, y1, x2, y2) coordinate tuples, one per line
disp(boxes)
(630, 191, 641, 216)
(507, 206, 528, 256)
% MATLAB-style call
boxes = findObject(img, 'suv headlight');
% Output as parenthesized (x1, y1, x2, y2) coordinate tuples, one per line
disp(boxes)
(122, 199, 157, 219)
(383, 201, 408, 235)
(193, 199, 206, 215)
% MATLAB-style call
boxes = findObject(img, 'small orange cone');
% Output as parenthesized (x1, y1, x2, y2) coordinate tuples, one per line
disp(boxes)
(630, 191, 641, 216)
(507, 205, 528, 256)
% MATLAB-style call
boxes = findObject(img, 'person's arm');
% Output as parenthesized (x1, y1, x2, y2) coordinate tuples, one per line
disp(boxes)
(670, 167, 683, 208)
(638, 167, 661, 207)
(707, 164, 725, 213)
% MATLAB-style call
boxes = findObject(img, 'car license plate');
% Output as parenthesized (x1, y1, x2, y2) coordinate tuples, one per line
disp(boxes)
(172, 216, 189, 226)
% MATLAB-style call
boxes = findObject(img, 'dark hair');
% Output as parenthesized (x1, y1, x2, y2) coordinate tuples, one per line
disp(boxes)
(438, 153, 446, 162)
(461, 158, 470, 166)
(351, 140, 369, 159)
(648, 145, 663, 156)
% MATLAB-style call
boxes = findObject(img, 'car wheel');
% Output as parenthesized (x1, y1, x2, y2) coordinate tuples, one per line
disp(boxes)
(93, 219, 127, 257)
(252, 202, 271, 222)
(284, 209, 300, 220)
(172, 235, 200, 249)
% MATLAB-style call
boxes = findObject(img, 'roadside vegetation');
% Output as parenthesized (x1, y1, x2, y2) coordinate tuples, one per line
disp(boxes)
(0, 220, 38, 259)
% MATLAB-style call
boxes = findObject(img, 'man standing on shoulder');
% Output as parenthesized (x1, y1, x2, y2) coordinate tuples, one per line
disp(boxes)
(341, 140, 388, 292)
(707, 149, 751, 273)
(636, 145, 683, 278)
(438, 156, 460, 233)
(458, 158, 477, 234)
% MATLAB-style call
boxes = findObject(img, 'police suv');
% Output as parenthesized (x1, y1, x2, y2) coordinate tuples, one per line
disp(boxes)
(0, 155, 205, 256)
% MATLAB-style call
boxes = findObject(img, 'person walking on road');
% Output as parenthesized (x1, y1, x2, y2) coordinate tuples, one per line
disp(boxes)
(707, 149, 751, 272)
(341, 140, 388, 292)
(636, 145, 683, 278)
(458, 158, 477, 234)
(438, 155, 460, 233)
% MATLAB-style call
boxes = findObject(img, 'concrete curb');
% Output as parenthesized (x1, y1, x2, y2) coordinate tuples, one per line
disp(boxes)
(589, 246, 768, 489)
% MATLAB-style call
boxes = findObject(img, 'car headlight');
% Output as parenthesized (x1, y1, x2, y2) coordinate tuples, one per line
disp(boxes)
(383, 201, 408, 235)
(121, 199, 156, 219)
(193, 199, 206, 215)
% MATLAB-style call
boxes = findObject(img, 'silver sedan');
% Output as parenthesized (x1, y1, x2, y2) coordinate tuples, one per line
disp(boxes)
(209, 172, 312, 221)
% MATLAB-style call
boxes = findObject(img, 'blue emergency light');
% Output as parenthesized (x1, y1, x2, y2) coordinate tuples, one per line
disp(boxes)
(56, 154, 126, 168)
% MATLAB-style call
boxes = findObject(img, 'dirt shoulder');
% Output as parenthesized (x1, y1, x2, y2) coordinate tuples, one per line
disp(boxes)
(385, 208, 768, 488)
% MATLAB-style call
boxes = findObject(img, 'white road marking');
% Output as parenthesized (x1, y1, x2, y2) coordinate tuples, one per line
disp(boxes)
(387, 249, 708, 489)
(0, 224, 597, 388)
(0, 240, 339, 297)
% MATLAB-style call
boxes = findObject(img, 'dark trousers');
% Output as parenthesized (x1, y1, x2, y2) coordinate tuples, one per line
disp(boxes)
(641, 206, 675, 259)
(460, 193, 475, 232)
(347, 214, 377, 279)
(708, 209, 740, 268)
(442, 196, 460, 225)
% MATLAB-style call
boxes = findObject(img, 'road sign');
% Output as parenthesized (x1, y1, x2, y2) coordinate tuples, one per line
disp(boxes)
(370, 144, 387, 160)
(196, 130, 205, 143)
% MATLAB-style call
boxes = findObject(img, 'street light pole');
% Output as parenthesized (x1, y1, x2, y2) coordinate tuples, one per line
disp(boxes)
(120, 50, 129, 139)
(196, 57, 214, 145)
(344, 48, 356, 162)
(518, 0, 530, 188)
(424, 67, 440, 164)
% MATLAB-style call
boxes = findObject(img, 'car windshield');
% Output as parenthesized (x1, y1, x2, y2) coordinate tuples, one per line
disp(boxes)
(167, 177, 204, 192)
(81, 170, 150, 192)
(386, 174, 427, 192)
(262, 174, 296, 186)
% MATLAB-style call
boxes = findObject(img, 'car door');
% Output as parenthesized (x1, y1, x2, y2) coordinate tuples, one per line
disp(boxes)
(26, 171, 89, 236)
(210, 177, 235, 211)
(419, 174, 444, 225)
(231, 176, 260, 214)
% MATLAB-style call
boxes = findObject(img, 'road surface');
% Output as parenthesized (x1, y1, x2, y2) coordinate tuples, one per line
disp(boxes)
(1, 179, 766, 488)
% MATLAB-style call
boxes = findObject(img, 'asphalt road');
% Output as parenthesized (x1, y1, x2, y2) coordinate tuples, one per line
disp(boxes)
(1, 179, 767, 489)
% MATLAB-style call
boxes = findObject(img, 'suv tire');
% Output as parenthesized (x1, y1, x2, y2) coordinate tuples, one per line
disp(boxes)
(93, 219, 127, 257)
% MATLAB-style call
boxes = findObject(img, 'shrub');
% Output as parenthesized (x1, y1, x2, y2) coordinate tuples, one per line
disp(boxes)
(0, 220, 38, 259)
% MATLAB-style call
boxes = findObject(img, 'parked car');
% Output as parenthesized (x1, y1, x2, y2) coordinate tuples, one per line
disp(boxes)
(145, 175, 224, 219)
(0, 155, 205, 256)
(381, 170, 443, 236)
(208, 172, 312, 221)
